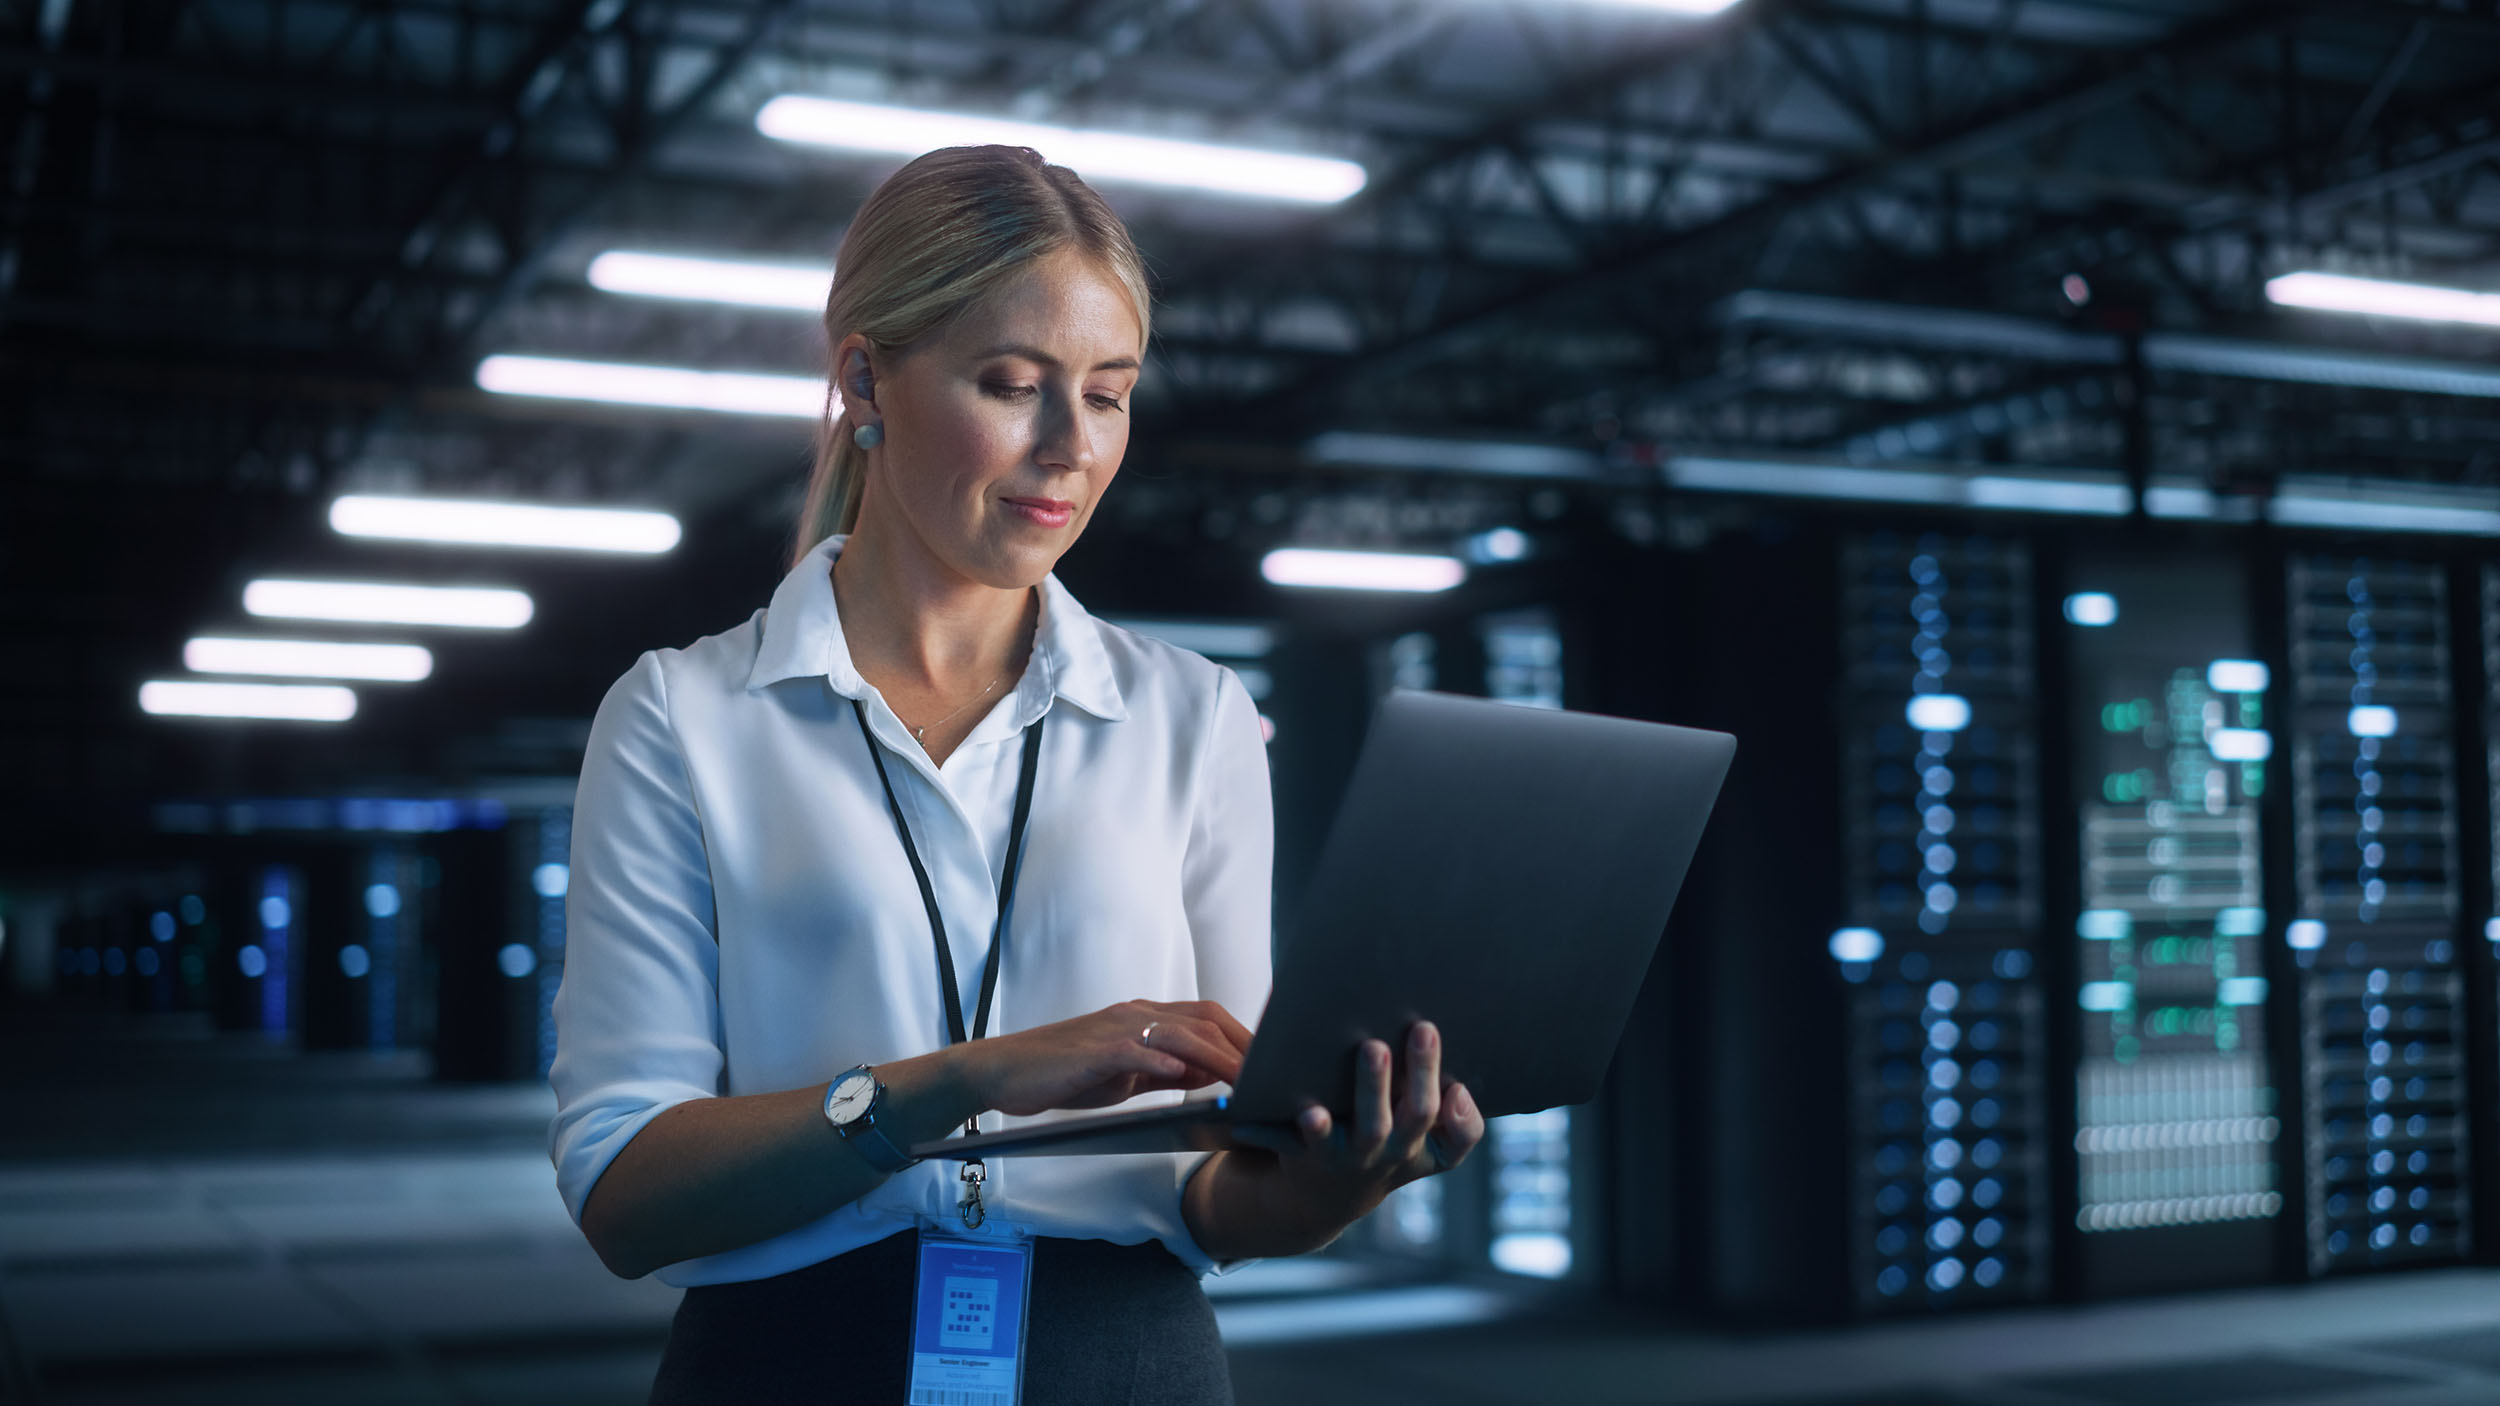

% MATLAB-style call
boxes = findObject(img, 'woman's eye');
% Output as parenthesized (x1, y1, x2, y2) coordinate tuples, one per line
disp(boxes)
(983, 382, 1037, 400)
(1089, 395, 1126, 412)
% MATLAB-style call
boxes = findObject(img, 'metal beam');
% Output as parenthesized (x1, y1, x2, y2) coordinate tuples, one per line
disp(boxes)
(1235, 2, 2301, 405)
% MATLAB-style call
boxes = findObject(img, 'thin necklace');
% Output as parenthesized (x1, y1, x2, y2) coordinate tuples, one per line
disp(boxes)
(906, 670, 1008, 748)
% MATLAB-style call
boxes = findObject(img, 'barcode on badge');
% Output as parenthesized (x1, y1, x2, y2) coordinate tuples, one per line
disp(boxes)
(908, 1390, 1007, 1406)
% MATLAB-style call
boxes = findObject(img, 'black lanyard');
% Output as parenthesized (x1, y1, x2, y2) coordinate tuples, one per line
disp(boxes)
(850, 695, 1044, 1079)
(853, 697, 1042, 1229)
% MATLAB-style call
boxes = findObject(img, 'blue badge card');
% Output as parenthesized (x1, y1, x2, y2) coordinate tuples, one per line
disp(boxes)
(908, 1227, 1032, 1406)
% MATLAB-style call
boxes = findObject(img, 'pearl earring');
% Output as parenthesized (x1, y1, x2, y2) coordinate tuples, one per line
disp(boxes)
(852, 422, 883, 449)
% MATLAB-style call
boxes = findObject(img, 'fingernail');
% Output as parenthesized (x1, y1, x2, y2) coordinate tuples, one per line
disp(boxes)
(1416, 1022, 1438, 1050)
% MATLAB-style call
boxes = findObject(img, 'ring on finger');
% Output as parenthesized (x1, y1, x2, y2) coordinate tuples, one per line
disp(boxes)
(1141, 1021, 1161, 1048)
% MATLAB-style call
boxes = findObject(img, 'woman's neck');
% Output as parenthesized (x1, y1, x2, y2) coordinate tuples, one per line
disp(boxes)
(830, 514, 1034, 692)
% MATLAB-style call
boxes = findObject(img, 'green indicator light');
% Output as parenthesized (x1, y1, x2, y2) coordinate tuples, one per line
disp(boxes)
(2115, 1035, 2140, 1063)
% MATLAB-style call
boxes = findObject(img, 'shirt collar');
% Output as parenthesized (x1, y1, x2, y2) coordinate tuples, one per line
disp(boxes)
(744, 532, 1128, 723)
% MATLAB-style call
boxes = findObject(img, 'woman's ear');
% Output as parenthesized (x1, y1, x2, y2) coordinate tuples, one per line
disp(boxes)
(837, 341, 878, 411)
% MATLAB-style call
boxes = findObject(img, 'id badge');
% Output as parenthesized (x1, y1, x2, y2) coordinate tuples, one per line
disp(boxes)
(907, 1221, 1033, 1406)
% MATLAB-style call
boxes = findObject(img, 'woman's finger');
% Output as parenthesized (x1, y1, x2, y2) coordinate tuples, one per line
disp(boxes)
(1434, 1082, 1485, 1168)
(1106, 1037, 1192, 1084)
(1142, 1000, 1254, 1060)
(1350, 1039, 1393, 1162)
(1390, 1021, 1442, 1160)
(1135, 1019, 1243, 1084)
(1298, 1102, 1332, 1148)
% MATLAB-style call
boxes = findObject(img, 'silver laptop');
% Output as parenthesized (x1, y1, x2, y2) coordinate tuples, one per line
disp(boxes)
(909, 688, 1736, 1160)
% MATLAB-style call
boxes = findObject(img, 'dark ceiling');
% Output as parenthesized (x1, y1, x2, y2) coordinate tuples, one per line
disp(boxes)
(10, 0, 2500, 857)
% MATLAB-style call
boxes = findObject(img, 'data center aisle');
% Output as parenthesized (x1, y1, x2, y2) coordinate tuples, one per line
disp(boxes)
(8, 1015, 2500, 1406)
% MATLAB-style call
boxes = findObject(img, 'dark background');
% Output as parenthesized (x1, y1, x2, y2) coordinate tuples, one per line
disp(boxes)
(8, 2, 2500, 1402)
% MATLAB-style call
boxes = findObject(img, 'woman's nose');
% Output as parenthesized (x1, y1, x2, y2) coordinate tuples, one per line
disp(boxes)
(1034, 390, 1097, 473)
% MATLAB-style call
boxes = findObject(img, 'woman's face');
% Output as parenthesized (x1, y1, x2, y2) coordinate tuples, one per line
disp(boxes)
(856, 247, 1143, 590)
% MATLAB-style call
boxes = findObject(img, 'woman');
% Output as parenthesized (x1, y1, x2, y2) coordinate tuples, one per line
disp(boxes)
(548, 144, 1485, 1404)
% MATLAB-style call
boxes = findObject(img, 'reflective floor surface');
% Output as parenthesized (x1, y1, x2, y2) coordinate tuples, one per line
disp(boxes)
(5, 1011, 2498, 1405)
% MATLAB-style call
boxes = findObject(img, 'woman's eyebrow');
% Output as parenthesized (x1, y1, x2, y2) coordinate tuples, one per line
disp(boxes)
(975, 342, 1140, 373)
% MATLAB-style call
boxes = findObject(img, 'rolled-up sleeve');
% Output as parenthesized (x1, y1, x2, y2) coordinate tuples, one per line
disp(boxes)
(1170, 664, 1277, 1273)
(548, 650, 724, 1229)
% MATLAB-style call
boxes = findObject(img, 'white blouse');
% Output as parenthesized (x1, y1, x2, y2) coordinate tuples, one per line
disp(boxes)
(548, 533, 1275, 1286)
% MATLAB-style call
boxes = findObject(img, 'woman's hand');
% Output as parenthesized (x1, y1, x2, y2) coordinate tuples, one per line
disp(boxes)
(1230, 1019, 1486, 1240)
(955, 999, 1252, 1117)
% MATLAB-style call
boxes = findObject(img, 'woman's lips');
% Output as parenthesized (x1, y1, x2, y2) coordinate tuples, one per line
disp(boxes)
(1002, 497, 1074, 529)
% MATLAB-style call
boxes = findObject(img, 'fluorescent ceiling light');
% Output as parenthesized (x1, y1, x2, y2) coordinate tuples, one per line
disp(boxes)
(587, 250, 830, 312)
(2142, 483, 2258, 522)
(1260, 548, 1466, 593)
(1966, 476, 2129, 515)
(2266, 488, 2500, 537)
(756, 96, 1365, 205)
(1721, 289, 2500, 399)
(2143, 335, 2500, 399)
(1306, 431, 1600, 478)
(140, 680, 357, 722)
(243, 579, 534, 629)
(476, 354, 822, 418)
(1668, 456, 2130, 515)
(183, 637, 433, 682)
(2063, 592, 2119, 627)
(2267, 271, 2500, 330)
(330, 495, 681, 554)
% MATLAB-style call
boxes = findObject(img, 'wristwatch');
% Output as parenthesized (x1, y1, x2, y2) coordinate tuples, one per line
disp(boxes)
(823, 1064, 916, 1173)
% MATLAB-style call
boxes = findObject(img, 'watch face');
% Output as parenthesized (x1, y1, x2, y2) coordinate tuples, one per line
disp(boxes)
(826, 1069, 876, 1127)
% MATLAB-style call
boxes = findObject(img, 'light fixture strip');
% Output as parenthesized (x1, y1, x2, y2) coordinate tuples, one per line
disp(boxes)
(329, 495, 682, 554)
(755, 96, 1367, 205)
(1260, 548, 1466, 593)
(139, 680, 358, 722)
(476, 354, 824, 419)
(2266, 271, 2500, 330)
(184, 637, 434, 682)
(587, 251, 830, 312)
(242, 579, 535, 629)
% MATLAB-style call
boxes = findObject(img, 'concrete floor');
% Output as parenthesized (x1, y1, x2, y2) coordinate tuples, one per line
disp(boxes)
(7, 1010, 2500, 1405)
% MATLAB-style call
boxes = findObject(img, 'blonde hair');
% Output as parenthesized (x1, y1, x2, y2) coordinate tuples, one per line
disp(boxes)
(792, 145, 1153, 566)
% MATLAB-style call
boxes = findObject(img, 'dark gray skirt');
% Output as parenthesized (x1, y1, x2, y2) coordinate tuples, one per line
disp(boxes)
(647, 1229, 1234, 1405)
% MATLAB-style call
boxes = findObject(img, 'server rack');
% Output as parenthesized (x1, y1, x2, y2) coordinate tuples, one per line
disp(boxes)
(1836, 533, 2053, 1313)
(1670, 525, 2050, 1321)
(2283, 555, 2473, 1273)
(2476, 564, 2500, 1265)
(2060, 546, 2283, 1295)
